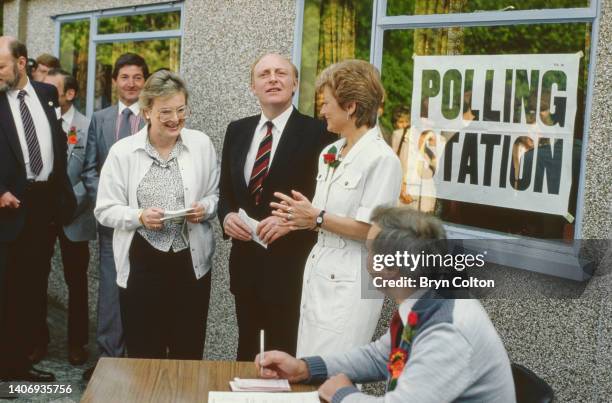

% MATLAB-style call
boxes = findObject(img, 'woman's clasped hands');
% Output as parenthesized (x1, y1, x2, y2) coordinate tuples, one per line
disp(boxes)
(270, 190, 320, 231)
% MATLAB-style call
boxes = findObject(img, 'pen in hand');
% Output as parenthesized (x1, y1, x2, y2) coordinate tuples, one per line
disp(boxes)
(260, 329, 265, 377)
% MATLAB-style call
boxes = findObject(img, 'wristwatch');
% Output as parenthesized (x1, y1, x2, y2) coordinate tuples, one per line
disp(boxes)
(315, 210, 326, 228)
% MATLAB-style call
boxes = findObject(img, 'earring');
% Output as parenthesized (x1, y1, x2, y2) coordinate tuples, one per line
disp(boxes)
(346, 111, 351, 120)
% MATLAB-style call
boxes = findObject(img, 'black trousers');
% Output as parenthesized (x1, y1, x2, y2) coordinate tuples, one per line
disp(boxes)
(35, 224, 90, 348)
(119, 233, 211, 359)
(234, 288, 300, 361)
(0, 243, 8, 361)
(0, 182, 53, 373)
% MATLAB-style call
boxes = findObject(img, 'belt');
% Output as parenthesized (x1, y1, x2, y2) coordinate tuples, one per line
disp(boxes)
(24, 179, 50, 192)
(317, 230, 361, 250)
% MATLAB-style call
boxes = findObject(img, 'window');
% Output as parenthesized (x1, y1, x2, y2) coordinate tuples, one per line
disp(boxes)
(296, 0, 601, 278)
(55, 3, 183, 115)
(386, 0, 590, 15)
(379, 23, 590, 240)
(59, 19, 90, 113)
(97, 10, 180, 34)
(298, 0, 373, 117)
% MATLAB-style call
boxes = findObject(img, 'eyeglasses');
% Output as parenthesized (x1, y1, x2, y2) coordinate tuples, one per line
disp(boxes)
(155, 105, 190, 122)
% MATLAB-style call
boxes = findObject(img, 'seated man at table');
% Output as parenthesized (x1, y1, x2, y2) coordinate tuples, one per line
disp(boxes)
(256, 207, 516, 403)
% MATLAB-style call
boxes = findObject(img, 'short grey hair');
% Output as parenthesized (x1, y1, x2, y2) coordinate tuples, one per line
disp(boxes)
(370, 207, 448, 278)
(139, 70, 188, 111)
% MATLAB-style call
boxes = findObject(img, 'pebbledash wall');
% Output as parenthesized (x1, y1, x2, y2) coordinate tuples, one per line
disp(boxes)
(3, 0, 611, 401)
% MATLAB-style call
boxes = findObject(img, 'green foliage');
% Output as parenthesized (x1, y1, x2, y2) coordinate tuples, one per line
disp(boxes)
(386, 0, 588, 15)
(58, 9, 182, 113)
(59, 19, 90, 113)
(381, 30, 414, 131)
(298, 0, 372, 117)
(98, 11, 180, 35)
(95, 39, 181, 109)
(354, 0, 372, 61)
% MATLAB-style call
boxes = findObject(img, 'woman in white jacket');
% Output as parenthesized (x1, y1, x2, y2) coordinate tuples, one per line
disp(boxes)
(271, 60, 402, 357)
(95, 70, 219, 359)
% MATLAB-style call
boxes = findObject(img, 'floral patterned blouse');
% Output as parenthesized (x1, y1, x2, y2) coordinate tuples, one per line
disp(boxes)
(136, 136, 188, 252)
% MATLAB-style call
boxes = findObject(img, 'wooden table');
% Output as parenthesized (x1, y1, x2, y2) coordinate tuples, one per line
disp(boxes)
(82, 358, 318, 402)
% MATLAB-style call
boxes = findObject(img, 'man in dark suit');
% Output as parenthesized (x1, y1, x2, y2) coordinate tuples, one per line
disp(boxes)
(0, 36, 76, 382)
(81, 53, 148, 380)
(218, 53, 333, 360)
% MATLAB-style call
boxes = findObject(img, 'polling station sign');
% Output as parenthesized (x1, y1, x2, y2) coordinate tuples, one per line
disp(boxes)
(408, 53, 580, 216)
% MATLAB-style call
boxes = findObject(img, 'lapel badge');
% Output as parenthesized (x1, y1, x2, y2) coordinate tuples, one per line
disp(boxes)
(48, 101, 53, 107)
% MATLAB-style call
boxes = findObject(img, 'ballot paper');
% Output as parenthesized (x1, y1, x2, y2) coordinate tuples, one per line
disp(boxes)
(208, 391, 319, 403)
(229, 378, 290, 392)
(160, 207, 195, 222)
(238, 209, 267, 249)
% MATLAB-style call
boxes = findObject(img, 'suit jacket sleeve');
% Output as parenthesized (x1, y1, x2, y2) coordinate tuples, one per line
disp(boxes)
(300, 330, 390, 400)
(70, 116, 93, 220)
(48, 86, 77, 225)
(217, 122, 237, 239)
(0, 178, 8, 196)
(82, 114, 100, 204)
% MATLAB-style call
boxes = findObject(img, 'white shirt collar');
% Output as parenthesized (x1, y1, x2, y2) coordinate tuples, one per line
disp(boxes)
(256, 105, 293, 134)
(118, 100, 140, 117)
(7, 78, 35, 101)
(337, 126, 381, 165)
(397, 289, 429, 326)
(62, 105, 75, 126)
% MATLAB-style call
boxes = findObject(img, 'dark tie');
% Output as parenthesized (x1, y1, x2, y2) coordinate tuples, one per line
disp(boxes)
(17, 90, 43, 176)
(386, 310, 405, 392)
(388, 310, 403, 350)
(118, 108, 133, 139)
(248, 121, 274, 205)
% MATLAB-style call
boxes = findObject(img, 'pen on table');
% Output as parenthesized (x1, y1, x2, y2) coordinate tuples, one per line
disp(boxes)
(260, 329, 265, 376)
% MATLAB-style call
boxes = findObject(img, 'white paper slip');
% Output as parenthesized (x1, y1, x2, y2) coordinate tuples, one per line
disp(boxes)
(238, 209, 267, 249)
(160, 208, 195, 222)
(208, 391, 319, 403)
(230, 377, 290, 392)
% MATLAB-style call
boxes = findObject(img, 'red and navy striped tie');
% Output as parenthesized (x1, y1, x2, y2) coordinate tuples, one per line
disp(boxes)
(248, 121, 273, 205)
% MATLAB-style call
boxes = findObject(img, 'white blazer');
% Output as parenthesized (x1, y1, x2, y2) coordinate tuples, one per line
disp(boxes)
(94, 127, 220, 288)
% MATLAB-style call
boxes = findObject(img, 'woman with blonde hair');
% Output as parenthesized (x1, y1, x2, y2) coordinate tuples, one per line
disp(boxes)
(271, 59, 402, 356)
(95, 70, 219, 359)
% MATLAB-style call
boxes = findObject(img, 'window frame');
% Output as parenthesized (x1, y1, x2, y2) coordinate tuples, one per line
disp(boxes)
(53, 1, 184, 117)
(293, 0, 602, 280)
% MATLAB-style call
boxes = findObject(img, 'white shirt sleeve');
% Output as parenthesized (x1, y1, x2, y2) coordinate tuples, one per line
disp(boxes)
(355, 153, 402, 223)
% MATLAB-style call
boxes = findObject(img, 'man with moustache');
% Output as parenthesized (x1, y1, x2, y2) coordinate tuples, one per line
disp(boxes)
(218, 53, 333, 360)
(81, 53, 148, 379)
(0, 37, 75, 381)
